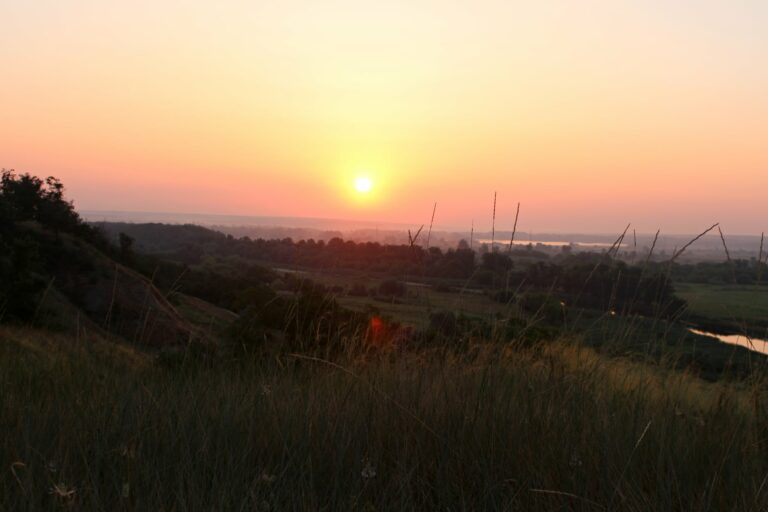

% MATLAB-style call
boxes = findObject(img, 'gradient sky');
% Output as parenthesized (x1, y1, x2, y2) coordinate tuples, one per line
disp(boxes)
(1, 0, 766, 234)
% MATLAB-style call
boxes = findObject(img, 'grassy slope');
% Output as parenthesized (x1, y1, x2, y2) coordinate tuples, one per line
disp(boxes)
(2, 326, 767, 511)
(16, 223, 202, 347)
(168, 292, 239, 340)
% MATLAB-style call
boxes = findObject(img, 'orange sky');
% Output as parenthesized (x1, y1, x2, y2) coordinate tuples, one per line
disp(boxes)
(1, 1, 766, 234)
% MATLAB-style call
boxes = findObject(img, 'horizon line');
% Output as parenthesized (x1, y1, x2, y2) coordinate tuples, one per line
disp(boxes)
(79, 209, 763, 239)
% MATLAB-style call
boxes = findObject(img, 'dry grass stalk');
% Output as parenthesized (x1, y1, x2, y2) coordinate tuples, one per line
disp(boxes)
(718, 226, 733, 263)
(610, 420, 653, 506)
(717, 225, 737, 283)
(757, 232, 764, 283)
(408, 225, 424, 248)
(507, 202, 520, 252)
(669, 223, 719, 262)
(644, 229, 660, 266)
(104, 264, 119, 329)
(491, 191, 497, 251)
(607, 224, 631, 259)
(425, 202, 437, 249)
(569, 224, 631, 317)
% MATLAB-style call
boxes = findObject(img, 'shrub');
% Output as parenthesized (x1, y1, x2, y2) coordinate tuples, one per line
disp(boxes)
(378, 279, 406, 297)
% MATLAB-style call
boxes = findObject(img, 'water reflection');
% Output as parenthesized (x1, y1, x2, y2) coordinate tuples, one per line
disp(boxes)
(689, 328, 768, 355)
(477, 239, 617, 248)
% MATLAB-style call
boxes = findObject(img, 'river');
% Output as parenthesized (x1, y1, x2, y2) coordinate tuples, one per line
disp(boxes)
(689, 328, 768, 355)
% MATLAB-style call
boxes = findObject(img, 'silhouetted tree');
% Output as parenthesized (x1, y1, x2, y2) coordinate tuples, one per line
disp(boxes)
(119, 232, 135, 263)
(0, 170, 110, 321)
(378, 280, 406, 298)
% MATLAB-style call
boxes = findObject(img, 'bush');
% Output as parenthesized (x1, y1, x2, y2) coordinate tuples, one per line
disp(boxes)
(348, 283, 369, 297)
(378, 279, 406, 297)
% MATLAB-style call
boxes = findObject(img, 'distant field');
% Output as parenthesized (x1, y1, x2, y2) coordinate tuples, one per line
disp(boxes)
(339, 287, 511, 328)
(281, 266, 768, 348)
(676, 282, 768, 334)
(271, 266, 515, 327)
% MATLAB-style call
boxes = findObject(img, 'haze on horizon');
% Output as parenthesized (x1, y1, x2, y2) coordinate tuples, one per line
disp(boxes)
(1, 0, 766, 234)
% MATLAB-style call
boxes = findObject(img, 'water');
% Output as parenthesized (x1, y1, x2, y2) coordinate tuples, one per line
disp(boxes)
(273, 268, 308, 275)
(476, 239, 617, 248)
(689, 328, 768, 355)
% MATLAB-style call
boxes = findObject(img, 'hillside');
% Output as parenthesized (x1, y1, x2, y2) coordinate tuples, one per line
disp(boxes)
(3, 322, 768, 510)
(1, 172, 236, 348)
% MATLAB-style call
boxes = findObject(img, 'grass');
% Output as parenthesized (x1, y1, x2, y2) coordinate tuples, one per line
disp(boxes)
(676, 283, 768, 336)
(269, 266, 514, 328)
(2, 325, 768, 511)
(341, 286, 509, 329)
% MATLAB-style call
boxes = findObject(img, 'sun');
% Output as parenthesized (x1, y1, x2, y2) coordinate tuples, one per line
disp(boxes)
(354, 175, 373, 194)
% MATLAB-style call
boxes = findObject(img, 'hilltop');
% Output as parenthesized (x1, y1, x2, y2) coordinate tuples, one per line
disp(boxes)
(0, 171, 236, 348)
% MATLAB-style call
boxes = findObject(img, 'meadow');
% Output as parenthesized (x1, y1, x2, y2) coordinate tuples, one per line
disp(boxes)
(676, 283, 768, 337)
(2, 324, 768, 511)
(271, 266, 509, 328)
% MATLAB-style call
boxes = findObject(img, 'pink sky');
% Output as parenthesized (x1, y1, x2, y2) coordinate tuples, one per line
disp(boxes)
(1, 1, 766, 234)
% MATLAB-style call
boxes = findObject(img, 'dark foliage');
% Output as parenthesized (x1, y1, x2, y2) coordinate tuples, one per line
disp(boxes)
(0, 170, 108, 321)
(228, 283, 368, 354)
(378, 279, 406, 298)
(512, 258, 685, 317)
(97, 223, 483, 280)
(98, 221, 690, 317)
(663, 259, 768, 285)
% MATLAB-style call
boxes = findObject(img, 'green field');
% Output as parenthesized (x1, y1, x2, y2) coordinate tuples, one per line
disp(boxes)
(271, 266, 515, 328)
(340, 286, 513, 327)
(676, 283, 768, 336)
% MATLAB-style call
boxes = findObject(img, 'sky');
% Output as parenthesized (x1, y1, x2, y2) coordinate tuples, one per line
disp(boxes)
(1, 0, 766, 234)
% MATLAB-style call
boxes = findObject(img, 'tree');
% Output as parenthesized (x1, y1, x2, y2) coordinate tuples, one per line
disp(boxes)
(378, 280, 406, 297)
(119, 232, 135, 263)
(0, 171, 108, 321)
(0, 170, 87, 236)
(481, 252, 513, 273)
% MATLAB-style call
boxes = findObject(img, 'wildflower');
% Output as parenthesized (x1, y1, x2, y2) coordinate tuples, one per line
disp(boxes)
(610, 310, 616, 316)
(559, 301, 566, 307)
(48, 482, 76, 500)
(119, 445, 137, 459)
(361, 458, 377, 479)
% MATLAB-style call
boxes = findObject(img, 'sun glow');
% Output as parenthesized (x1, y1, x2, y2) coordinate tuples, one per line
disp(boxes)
(354, 176, 373, 194)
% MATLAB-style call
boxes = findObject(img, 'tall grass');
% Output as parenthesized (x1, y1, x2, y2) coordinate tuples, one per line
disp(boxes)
(2, 326, 767, 511)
